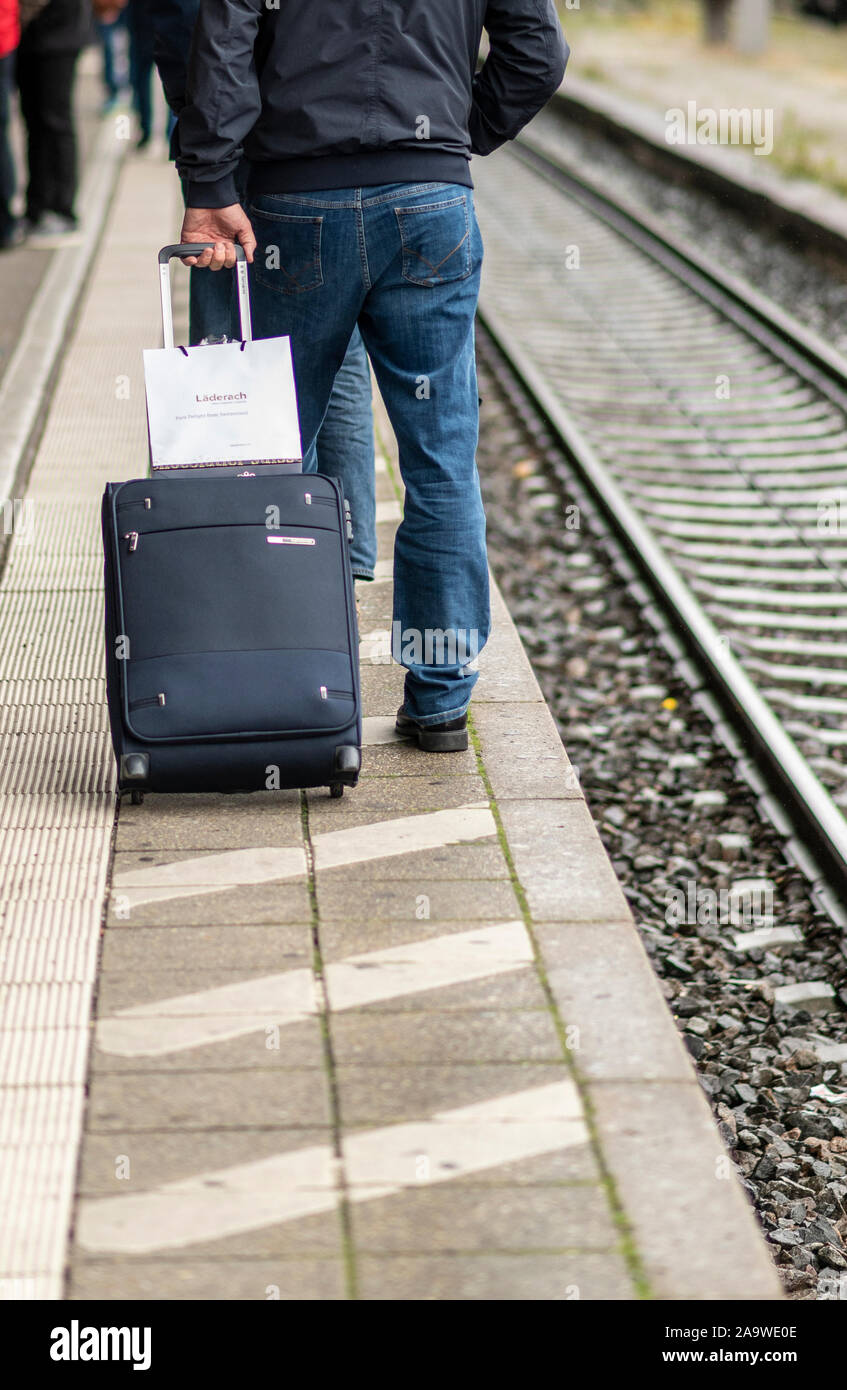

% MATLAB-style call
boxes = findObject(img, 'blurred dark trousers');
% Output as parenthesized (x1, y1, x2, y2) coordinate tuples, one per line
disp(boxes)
(97, 18, 125, 101)
(127, 0, 155, 141)
(16, 48, 79, 221)
(0, 53, 16, 238)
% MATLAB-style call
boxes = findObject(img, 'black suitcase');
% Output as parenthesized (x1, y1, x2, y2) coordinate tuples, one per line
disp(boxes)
(101, 247, 361, 801)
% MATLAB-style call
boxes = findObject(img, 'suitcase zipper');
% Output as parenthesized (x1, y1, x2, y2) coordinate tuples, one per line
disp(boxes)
(129, 692, 166, 711)
(320, 687, 354, 700)
(118, 497, 152, 511)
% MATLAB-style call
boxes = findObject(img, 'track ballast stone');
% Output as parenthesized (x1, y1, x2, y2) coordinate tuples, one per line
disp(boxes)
(476, 341, 847, 1299)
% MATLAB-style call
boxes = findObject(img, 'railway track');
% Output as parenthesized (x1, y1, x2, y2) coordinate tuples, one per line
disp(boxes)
(473, 131, 847, 929)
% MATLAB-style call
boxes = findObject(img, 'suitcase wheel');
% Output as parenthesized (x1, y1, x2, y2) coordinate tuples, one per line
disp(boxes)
(131, 789, 145, 805)
(329, 783, 344, 799)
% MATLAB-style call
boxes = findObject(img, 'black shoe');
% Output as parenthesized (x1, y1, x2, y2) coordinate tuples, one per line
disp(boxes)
(395, 706, 468, 752)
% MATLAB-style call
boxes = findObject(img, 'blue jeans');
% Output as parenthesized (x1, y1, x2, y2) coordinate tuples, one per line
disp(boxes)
(248, 182, 490, 723)
(314, 330, 376, 581)
(96, 18, 125, 101)
(188, 268, 376, 580)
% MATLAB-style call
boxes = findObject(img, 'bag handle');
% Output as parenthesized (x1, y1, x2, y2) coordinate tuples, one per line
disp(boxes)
(157, 244, 253, 349)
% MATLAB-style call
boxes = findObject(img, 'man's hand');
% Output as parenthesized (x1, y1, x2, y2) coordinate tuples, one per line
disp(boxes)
(179, 205, 257, 269)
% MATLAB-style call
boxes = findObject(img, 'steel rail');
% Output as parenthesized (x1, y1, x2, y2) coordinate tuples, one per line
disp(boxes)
(476, 139, 847, 921)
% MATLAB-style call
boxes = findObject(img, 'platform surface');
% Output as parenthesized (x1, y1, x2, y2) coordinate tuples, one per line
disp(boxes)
(0, 144, 781, 1301)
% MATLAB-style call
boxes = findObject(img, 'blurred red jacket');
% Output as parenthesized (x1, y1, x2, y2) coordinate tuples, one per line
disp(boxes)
(0, 1, 20, 59)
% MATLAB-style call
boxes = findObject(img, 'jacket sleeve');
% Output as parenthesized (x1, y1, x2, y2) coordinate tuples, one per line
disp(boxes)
(471, 0, 569, 157)
(148, 0, 200, 120)
(175, 0, 264, 208)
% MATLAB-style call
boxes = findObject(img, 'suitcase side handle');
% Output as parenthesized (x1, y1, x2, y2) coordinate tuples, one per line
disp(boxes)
(157, 243, 253, 350)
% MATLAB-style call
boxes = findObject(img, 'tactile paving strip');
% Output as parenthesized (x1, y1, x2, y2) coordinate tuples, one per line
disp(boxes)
(0, 154, 180, 1295)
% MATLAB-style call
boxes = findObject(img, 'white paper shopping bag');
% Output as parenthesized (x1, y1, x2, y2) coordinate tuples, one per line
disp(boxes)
(143, 336, 302, 471)
(144, 243, 303, 472)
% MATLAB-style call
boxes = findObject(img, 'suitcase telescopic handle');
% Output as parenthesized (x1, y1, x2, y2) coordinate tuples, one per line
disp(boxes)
(157, 243, 253, 349)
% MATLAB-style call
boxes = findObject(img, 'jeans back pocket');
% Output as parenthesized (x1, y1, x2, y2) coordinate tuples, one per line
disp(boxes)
(395, 194, 472, 287)
(250, 206, 324, 296)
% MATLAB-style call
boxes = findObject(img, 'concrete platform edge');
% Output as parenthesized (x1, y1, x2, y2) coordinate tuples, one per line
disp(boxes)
(554, 76, 847, 261)
(370, 392, 782, 1300)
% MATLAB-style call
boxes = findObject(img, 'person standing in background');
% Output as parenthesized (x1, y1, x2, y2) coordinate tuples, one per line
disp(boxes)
(125, 0, 154, 148)
(0, 0, 20, 250)
(17, 0, 89, 243)
(92, 0, 126, 115)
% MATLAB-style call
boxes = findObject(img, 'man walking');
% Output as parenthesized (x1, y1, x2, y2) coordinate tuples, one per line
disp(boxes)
(177, 1, 568, 751)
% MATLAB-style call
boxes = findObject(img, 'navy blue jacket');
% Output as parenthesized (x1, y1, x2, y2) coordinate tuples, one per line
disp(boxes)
(147, 0, 197, 117)
(176, 0, 568, 206)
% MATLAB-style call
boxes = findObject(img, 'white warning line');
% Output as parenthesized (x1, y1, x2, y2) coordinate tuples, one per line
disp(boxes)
(313, 805, 493, 871)
(362, 716, 407, 746)
(110, 845, 307, 910)
(96, 920, 532, 1057)
(76, 1080, 586, 1254)
(110, 803, 495, 910)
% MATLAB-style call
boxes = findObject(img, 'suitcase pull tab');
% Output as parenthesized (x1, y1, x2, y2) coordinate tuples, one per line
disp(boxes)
(124, 531, 139, 552)
(320, 686, 328, 700)
(304, 492, 312, 505)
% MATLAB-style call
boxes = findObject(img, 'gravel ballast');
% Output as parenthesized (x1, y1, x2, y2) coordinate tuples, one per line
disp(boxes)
(476, 333, 847, 1299)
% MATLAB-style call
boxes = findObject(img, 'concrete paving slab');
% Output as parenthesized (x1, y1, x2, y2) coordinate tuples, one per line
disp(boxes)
(115, 792, 304, 852)
(110, 848, 301, 880)
(330, 1008, 563, 1066)
(304, 774, 489, 832)
(105, 881, 312, 929)
(356, 579, 392, 607)
(76, 1128, 334, 1196)
(497, 799, 632, 921)
(335, 1062, 568, 1129)
(349, 1183, 618, 1253)
(537, 922, 699, 1082)
(88, 1020, 324, 1075)
(315, 840, 510, 883)
(148, 1213, 345, 1261)
(360, 741, 478, 777)
(359, 663, 407, 714)
(99, 925, 314, 976)
(315, 877, 521, 925)
(86, 1070, 331, 1132)
(76, 1202, 346, 1261)
(471, 702, 584, 801)
(96, 963, 318, 1016)
(318, 971, 551, 1012)
(357, 1251, 635, 1299)
(473, 589, 547, 705)
(590, 1082, 783, 1300)
(361, 716, 406, 747)
(68, 1256, 346, 1301)
(441, 1147, 602, 1187)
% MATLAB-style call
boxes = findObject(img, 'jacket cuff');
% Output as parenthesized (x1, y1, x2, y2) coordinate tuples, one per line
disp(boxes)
(183, 175, 240, 209)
